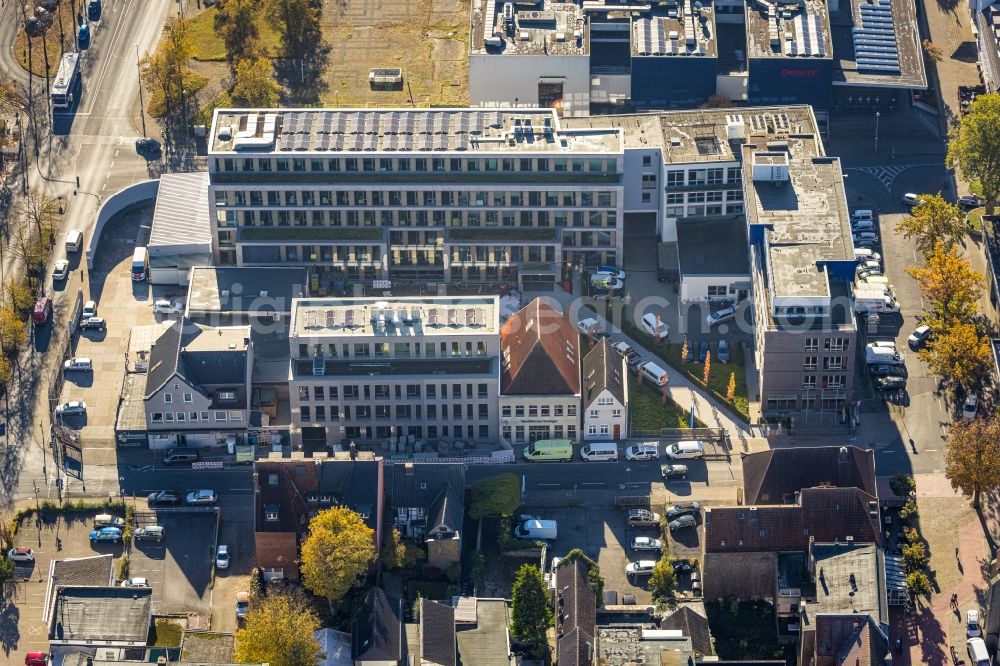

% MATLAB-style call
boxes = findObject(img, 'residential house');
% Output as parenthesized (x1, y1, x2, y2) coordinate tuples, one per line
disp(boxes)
(741, 445, 877, 505)
(143, 321, 252, 447)
(254, 454, 384, 582)
(386, 462, 465, 568)
(660, 605, 714, 659)
(499, 298, 582, 445)
(420, 599, 457, 666)
(353, 588, 405, 665)
(555, 559, 597, 666)
(581, 338, 628, 441)
(48, 586, 153, 661)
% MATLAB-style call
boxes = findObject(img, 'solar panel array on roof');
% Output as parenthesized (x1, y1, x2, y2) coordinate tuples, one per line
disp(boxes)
(852, 0, 900, 73)
(788, 13, 826, 56)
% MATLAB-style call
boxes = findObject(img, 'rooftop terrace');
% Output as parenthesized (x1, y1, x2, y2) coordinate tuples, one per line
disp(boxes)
(290, 296, 500, 338)
(210, 109, 621, 155)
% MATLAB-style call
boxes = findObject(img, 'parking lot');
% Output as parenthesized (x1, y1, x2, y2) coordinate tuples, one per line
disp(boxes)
(128, 508, 218, 616)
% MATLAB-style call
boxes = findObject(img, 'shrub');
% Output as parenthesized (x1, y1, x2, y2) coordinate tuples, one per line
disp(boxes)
(249, 567, 264, 599)
(889, 473, 917, 498)
(649, 558, 677, 603)
(906, 571, 931, 597)
(900, 499, 919, 521)
(116, 553, 130, 581)
(902, 542, 928, 572)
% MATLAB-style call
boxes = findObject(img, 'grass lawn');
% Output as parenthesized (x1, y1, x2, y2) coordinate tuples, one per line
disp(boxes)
(621, 316, 750, 420)
(629, 374, 694, 431)
(185, 7, 283, 62)
(14, 3, 77, 77)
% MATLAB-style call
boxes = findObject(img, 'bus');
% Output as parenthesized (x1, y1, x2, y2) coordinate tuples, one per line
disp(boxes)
(50, 53, 80, 111)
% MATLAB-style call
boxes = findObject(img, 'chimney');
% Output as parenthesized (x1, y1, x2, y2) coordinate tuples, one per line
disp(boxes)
(405, 462, 414, 476)
(839, 446, 849, 462)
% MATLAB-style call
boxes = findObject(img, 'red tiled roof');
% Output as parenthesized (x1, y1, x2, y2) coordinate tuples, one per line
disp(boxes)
(500, 299, 581, 395)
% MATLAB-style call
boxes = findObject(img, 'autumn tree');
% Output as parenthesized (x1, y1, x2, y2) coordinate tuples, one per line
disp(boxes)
(268, 0, 321, 61)
(649, 558, 677, 603)
(510, 564, 551, 659)
(215, 0, 261, 67)
(0, 75, 23, 116)
(948, 94, 1000, 214)
(231, 57, 281, 107)
(141, 17, 195, 119)
(895, 194, 967, 258)
(727, 372, 736, 401)
(944, 414, 1000, 507)
(703, 350, 711, 385)
(919, 321, 992, 389)
(922, 39, 943, 63)
(906, 243, 983, 326)
(469, 473, 521, 519)
(234, 592, 321, 666)
(0, 308, 26, 354)
(300, 506, 376, 605)
(16, 192, 59, 241)
(4, 280, 33, 315)
(380, 527, 406, 570)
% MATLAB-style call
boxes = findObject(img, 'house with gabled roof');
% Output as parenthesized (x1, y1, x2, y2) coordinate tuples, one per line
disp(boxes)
(143, 320, 252, 447)
(386, 462, 465, 567)
(499, 298, 581, 445)
(582, 338, 629, 441)
(419, 599, 457, 666)
(353, 588, 405, 665)
(741, 445, 877, 505)
(555, 559, 597, 666)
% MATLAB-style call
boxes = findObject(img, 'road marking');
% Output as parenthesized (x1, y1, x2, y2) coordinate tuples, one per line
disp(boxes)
(81, 0, 139, 117)
(536, 483, 560, 488)
(924, 449, 938, 452)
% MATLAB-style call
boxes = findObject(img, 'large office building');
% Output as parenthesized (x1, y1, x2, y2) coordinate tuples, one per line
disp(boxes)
(287, 296, 501, 449)
(467, 0, 924, 114)
(208, 108, 624, 291)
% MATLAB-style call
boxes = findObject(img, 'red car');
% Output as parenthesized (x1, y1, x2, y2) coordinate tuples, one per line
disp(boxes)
(25, 653, 48, 666)
(31, 297, 52, 325)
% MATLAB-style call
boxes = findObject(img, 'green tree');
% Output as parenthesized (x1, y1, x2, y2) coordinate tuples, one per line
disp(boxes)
(267, 0, 321, 60)
(469, 473, 521, 518)
(906, 243, 983, 326)
(141, 17, 195, 119)
(300, 506, 376, 605)
(888, 473, 916, 498)
(231, 56, 281, 107)
(901, 542, 928, 572)
(380, 527, 407, 570)
(559, 548, 605, 605)
(510, 564, 552, 659)
(945, 414, 1000, 507)
(895, 194, 967, 258)
(215, 0, 261, 66)
(5, 280, 33, 315)
(906, 571, 931, 597)
(16, 192, 59, 242)
(649, 558, 677, 603)
(948, 94, 1000, 214)
(0, 307, 26, 354)
(234, 592, 321, 666)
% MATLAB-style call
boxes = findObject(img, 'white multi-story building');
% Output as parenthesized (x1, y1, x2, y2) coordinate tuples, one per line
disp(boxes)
(498, 298, 581, 445)
(287, 296, 500, 449)
(207, 108, 624, 292)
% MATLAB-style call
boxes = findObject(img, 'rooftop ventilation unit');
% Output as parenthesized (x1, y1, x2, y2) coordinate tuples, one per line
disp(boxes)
(726, 114, 746, 140)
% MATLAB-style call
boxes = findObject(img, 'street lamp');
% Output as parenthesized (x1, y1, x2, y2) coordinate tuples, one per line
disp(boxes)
(874, 111, 880, 156)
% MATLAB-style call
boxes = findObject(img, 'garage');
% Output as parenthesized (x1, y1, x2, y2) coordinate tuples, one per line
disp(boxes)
(147, 172, 212, 287)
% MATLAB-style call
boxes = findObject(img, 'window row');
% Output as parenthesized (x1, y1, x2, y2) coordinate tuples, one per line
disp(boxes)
(150, 410, 242, 423)
(297, 343, 492, 360)
(216, 189, 617, 209)
(214, 156, 619, 176)
(501, 404, 578, 418)
(300, 403, 491, 422)
(298, 382, 492, 399)
(501, 424, 577, 442)
(221, 208, 617, 230)
(665, 167, 742, 187)
(665, 190, 742, 205)
(801, 375, 849, 389)
(802, 356, 849, 370)
(664, 203, 744, 218)
(804, 337, 851, 351)
(343, 424, 491, 441)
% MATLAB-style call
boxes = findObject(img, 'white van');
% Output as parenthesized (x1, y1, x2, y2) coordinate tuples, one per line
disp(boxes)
(852, 209, 874, 223)
(581, 442, 619, 462)
(860, 275, 891, 287)
(131, 246, 149, 282)
(514, 519, 558, 540)
(967, 637, 990, 666)
(664, 440, 705, 460)
(864, 346, 905, 366)
(639, 361, 668, 387)
(65, 229, 83, 253)
(854, 248, 881, 262)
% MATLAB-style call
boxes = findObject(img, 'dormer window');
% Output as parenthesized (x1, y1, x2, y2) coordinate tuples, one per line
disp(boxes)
(266, 510, 279, 521)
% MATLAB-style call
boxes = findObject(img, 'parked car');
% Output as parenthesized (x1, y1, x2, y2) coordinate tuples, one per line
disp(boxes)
(24, 653, 48, 666)
(869, 364, 906, 378)
(134, 526, 165, 542)
(640, 312, 668, 338)
(120, 577, 149, 588)
(624, 442, 658, 461)
(596, 266, 626, 280)
(907, 325, 932, 350)
(623, 351, 643, 369)
(135, 137, 161, 156)
(52, 259, 69, 281)
(152, 299, 183, 315)
(665, 502, 701, 520)
(55, 400, 86, 416)
(668, 514, 698, 531)
(968, 609, 983, 638)
(852, 236, 879, 248)
(82, 300, 97, 319)
(216, 544, 230, 570)
(147, 490, 180, 505)
(89, 527, 123, 543)
(717, 339, 730, 363)
(93, 514, 125, 529)
(853, 231, 879, 244)
(77, 23, 90, 49)
(901, 192, 922, 206)
(856, 260, 882, 275)
(7, 547, 34, 562)
(706, 304, 738, 327)
(963, 395, 979, 420)
(626, 508, 661, 528)
(576, 318, 599, 335)
(612, 341, 635, 358)
(87, 0, 102, 20)
(850, 218, 875, 231)
(959, 194, 984, 209)
(32, 297, 52, 325)
(187, 489, 217, 505)
(671, 559, 693, 573)
(875, 375, 907, 390)
(625, 560, 657, 577)
(630, 537, 664, 552)
(80, 317, 106, 331)
(236, 591, 250, 619)
(660, 464, 688, 480)
(63, 357, 92, 372)
(698, 340, 709, 362)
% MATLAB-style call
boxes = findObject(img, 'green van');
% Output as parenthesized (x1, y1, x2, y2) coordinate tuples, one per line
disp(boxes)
(522, 439, 573, 462)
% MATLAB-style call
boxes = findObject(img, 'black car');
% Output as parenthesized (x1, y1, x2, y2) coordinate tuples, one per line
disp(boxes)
(958, 194, 984, 209)
(88, 0, 101, 20)
(624, 351, 643, 370)
(875, 375, 906, 390)
(668, 514, 697, 531)
(147, 490, 180, 505)
(136, 137, 162, 157)
(869, 364, 906, 378)
(665, 501, 701, 519)
(661, 464, 688, 480)
(698, 340, 709, 363)
(717, 339, 730, 363)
